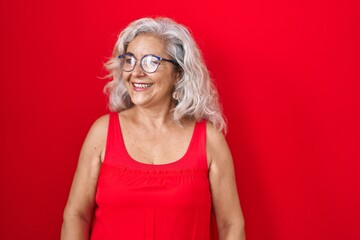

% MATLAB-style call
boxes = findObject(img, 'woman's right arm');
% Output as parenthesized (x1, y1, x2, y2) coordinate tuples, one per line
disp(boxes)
(61, 115, 109, 240)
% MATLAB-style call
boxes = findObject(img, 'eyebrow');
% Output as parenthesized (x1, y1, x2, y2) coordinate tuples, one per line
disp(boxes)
(125, 52, 135, 56)
(124, 52, 161, 59)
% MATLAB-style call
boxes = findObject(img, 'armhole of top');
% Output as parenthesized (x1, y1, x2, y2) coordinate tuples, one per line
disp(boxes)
(203, 120, 209, 170)
(102, 112, 117, 165)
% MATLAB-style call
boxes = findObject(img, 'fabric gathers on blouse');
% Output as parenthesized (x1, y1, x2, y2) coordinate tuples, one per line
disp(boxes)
(90, 113, 212, 240)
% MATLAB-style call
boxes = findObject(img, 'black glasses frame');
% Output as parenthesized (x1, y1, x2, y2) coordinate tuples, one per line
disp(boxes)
(118, 53, 177, 73)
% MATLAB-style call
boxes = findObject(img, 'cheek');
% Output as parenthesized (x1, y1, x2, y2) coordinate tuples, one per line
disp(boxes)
(122, 75, 132, 88)
(122, 73, 131, 81)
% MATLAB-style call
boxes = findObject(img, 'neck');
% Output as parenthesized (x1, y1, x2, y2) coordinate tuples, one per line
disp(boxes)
(131, 103, 175, 130)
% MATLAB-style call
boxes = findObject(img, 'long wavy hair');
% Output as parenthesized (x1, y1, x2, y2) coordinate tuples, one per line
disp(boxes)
(104, 17, 227, 132)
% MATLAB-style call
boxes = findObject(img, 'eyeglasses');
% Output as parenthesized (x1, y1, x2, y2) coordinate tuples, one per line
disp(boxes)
(118, 53, 177, 74)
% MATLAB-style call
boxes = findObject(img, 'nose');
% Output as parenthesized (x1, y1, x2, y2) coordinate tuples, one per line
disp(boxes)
(131, 61, 146, 77)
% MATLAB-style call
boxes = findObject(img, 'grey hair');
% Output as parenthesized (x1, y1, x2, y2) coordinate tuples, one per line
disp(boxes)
(104, 17, 227, 132)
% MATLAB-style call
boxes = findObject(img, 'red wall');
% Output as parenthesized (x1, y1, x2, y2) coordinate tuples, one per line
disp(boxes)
(1, 0, 359, 239)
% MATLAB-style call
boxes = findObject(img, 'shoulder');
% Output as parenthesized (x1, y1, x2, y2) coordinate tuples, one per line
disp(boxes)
(86, 114, 110, 139)
(81, 114, 111, 160)
(206, 121, 232, 167)
(206, 121, 227, 148)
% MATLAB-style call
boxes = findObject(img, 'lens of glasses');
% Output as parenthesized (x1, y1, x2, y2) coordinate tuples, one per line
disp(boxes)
(120, 55, 136, 72)
(141, 55, 160, 73)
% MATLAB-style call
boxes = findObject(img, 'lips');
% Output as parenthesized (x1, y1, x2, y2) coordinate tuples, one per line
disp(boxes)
(132, 83, 153, 89)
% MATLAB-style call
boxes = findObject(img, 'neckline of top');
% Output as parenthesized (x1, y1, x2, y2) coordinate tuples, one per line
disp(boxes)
(116, 113, 199, 168)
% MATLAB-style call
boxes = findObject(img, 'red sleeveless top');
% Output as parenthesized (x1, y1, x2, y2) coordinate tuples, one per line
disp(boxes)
(90, 113, 212, 240)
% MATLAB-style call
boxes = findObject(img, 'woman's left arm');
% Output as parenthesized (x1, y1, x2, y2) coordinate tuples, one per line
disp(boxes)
(207, 123, 245, 240)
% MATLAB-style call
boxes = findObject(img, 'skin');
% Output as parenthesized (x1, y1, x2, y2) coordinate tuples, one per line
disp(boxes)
(61, 35, 245, 240)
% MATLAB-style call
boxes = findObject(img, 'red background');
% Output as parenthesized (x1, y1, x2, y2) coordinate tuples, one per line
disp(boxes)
(1, 0, 359, 239)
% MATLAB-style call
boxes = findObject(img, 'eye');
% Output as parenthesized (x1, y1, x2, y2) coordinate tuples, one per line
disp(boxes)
(151, 59, 160, 65)
(124, 56, 135, 65)
(142, 56, 155, 65)
(125, 58, 133, 64)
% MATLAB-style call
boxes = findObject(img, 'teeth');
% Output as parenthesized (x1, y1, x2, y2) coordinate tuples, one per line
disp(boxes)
(133, 83, 153, 88)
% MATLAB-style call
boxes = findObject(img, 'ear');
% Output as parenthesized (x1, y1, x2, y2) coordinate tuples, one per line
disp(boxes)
(174, 68, 183, 82)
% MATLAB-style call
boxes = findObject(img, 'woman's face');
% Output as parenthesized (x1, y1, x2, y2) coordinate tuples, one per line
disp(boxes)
(122, 35, 179, 110)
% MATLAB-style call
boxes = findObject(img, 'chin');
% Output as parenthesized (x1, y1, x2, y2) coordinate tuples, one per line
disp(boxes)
(129, 96, 151, 106)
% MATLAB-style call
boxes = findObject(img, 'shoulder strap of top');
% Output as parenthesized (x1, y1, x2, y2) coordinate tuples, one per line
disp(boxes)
(103, 112, 126, 166)
(184, 120, 208, 170)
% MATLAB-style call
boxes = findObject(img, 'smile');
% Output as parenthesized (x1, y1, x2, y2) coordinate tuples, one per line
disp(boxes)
(132, 83, 153, 89)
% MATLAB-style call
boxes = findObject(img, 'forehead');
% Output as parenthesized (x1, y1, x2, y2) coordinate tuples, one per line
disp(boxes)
(126, 35, 168, 57)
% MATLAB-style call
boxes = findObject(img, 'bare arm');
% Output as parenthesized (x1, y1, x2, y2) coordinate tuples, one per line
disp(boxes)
(207, 123, 245, 240)
(61, 115, 108, 240)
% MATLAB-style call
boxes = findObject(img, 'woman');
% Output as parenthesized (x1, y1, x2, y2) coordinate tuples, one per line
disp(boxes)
(61, 17, 245, 240)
